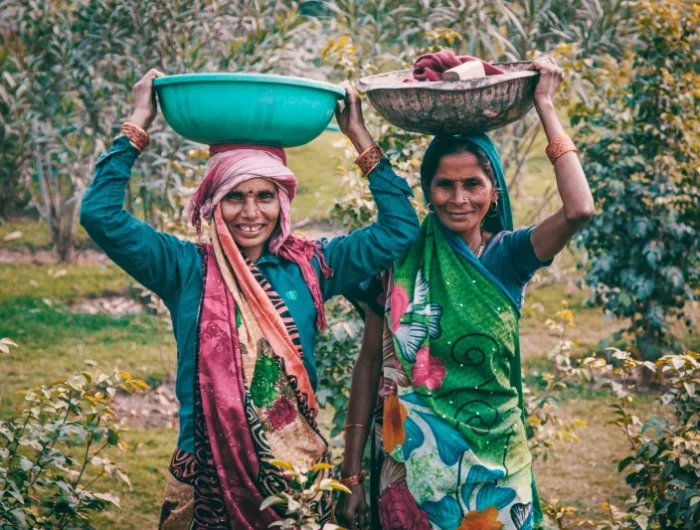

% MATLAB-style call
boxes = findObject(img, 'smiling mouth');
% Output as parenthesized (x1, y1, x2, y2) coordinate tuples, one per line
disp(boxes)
(447, 211, 476, 217)
(235, 224, 266, 234)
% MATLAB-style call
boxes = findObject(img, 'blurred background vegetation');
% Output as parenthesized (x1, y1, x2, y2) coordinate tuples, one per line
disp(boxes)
(1, 0, 698, 528)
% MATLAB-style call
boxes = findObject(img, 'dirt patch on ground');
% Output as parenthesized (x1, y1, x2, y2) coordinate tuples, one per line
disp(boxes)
(70, 296, 144, 316)
(113, 382, 179, 430)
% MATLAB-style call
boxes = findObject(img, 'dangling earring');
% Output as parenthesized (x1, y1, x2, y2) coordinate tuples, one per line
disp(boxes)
(487, 200, 498, 217)
(427, 202, 436, 213)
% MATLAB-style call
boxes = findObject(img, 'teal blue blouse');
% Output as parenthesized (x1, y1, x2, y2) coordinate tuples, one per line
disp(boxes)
(80, 136, 419, 452)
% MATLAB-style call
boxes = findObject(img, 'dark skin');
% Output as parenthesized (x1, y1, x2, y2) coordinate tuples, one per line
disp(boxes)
(335, 308, 383, 530)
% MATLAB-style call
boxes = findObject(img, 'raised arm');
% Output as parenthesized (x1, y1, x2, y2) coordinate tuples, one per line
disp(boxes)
(80, 69, 196, 304)
(528, 57, 595, 262)
(336, 308, 384, 530)
(321, 86, 420, 298)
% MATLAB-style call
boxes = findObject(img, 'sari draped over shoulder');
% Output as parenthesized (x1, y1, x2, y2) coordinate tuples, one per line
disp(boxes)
(159, 207, 331, 530)
(351, 134, 543, 530)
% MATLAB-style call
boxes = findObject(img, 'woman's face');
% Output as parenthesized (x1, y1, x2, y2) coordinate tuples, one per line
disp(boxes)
(220, 178, 280, 260)
(429, 152, 497, 236)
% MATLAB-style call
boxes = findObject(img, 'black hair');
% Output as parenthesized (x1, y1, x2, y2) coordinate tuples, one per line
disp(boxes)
(420, 136, 498, 202)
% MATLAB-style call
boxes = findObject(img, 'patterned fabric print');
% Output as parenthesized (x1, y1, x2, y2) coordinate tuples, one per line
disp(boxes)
(192, 248, 232, 529)
(169, 447, 197, 486)
(211, 230, 331, 525)
(248, 261, 304, 358)
(188, 244, 231, 529)
(373, 216, 537, 530)
(247, 260, 325, 438)
(159, 471, 195, 530)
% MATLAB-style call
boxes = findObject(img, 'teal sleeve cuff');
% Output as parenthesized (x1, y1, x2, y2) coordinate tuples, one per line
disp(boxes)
(366, 158, 414, 197)
(94, 135, 140, 173)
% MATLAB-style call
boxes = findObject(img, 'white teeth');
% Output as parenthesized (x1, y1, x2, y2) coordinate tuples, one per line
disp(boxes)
(239, 225, 262, 233)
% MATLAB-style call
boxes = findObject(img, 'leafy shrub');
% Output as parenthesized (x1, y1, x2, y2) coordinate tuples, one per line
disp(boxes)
(0, 350, 148, 529)
(570, 0, 700, 358)
(547, 350, 700, 530)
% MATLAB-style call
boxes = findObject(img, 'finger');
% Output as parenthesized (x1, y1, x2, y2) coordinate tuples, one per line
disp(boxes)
(334, 101, 344, 122)
(358, 505, 368, 529)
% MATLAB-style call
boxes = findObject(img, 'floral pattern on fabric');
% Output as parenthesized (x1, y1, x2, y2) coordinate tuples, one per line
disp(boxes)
(250, 355, 280, 408)
(378, 483, 432, 530)
(267, 396, 297, 430)
(411, 346, 446, 390)
(367, 216, 539, 530)
(457, 506, 504, 530)
(382, 394, 408, 454)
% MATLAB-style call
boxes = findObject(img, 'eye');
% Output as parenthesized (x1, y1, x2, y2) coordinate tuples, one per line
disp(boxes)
(464, 177, 483, 188)
(436, 179, 453, 189)
(224, 192, 244, 202)
(258, 191, 276, 201)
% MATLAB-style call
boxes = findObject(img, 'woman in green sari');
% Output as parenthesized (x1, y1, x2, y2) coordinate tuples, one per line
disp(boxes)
(337, 56, 594, 530)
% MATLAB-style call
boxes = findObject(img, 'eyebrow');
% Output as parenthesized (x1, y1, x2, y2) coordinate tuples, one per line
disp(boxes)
(434, 175, 485, 182)
(226, 189, 277, 197)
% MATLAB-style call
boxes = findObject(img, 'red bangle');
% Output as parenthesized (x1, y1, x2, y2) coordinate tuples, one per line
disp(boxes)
(344, 423, 367, 430)
(339, 471, 368, 488)
(545, 134, 577, 164)
(354, 144, 385, 177)
(120, 122, 150, 153)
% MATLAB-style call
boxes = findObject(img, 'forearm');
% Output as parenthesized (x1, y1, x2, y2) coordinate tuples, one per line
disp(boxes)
(530, 100, 594, 260)
(322, 161, 419, 298)
(341, 311, 384, 477)
(536, 100, 594, 222)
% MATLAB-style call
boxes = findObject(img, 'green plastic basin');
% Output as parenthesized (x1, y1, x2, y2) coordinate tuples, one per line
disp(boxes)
(153, 73, 346, 147)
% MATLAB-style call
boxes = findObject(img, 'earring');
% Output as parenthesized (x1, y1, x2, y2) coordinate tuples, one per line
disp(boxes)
(487, 200, 498, 217)
(427, 202, 436, 213)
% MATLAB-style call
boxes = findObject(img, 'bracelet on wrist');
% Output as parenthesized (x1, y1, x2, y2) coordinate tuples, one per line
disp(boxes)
(339, 470, 368, 488)
(120, 122, 150, 153)
(354, 144, 384, 177)
(545, 134, 577, 164)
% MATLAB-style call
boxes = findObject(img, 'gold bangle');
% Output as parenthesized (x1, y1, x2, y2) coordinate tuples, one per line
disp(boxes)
(120, 122, 150, 153)
(354, 144, 385, 177)
(546, 134, 577, 164)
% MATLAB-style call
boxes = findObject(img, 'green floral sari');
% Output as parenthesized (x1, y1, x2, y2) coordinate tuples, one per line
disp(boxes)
(353, 134, 542, 530)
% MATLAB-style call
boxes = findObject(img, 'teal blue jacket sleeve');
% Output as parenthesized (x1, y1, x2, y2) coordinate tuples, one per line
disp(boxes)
(320, 158, 420, 299)
(80, 136, 195, 305)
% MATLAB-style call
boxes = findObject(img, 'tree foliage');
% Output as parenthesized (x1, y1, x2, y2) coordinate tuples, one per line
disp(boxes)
(570, 0, 700, 358)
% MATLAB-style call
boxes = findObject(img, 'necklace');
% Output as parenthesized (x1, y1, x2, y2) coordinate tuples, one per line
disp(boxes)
(475, 227, 486, 259)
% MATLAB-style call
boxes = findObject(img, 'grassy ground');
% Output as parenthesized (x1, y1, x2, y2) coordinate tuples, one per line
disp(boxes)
(0, 128, 675, 528)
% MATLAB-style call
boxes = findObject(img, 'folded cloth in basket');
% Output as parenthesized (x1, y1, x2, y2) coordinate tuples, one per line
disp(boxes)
(413, 50, 505, 81)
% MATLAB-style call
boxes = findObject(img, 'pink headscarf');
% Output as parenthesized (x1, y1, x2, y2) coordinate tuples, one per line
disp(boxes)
(186, 144, 332, 330)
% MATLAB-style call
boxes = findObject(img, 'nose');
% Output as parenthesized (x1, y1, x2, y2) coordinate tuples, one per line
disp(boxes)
(240, 197, 259, 218)
(451, 187, 470, 205)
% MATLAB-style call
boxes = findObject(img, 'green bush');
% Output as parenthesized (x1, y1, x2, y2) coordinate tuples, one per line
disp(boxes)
(564, 350, 700, 530)
(570, 0, 700, 358)
(0, 341, 148, 530)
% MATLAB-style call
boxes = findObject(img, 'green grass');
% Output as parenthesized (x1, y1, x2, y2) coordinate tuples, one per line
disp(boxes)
(91, 428, 178, 530)
(0, 264, 173, 416)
